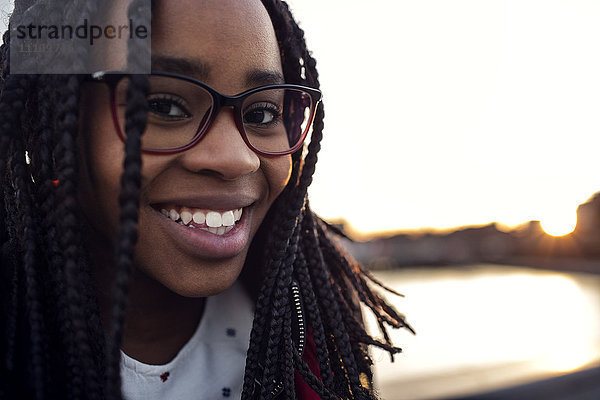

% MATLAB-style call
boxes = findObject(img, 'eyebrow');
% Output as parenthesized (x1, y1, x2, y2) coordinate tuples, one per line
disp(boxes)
(151, 55, 211, 81)
(245, 70, 285, 86)
(151, 54, 285, 87)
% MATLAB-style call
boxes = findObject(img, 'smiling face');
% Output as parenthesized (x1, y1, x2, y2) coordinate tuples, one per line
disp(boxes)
(78, 0, 291, 297)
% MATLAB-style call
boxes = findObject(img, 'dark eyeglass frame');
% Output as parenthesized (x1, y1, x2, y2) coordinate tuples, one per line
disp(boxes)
(87, 71, 322, 156)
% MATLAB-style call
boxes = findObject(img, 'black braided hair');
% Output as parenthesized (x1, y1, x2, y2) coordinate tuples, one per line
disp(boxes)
(1, 1, 109, 398)
(240, 1, 414, 399)
(0, 1, 413, 399)
(104, 1, 151, 397)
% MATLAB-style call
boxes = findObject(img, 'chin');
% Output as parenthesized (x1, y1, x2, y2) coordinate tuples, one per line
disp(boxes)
(169, 273, 240, 298)
(134, 251, 247, 299)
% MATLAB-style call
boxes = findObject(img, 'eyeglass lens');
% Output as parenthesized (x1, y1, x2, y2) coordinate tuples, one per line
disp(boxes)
(113, 76, 314, 154)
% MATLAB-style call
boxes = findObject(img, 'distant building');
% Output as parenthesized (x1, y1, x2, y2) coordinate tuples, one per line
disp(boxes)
(339, 191, 600, 271)
(575, 193, 600, 237)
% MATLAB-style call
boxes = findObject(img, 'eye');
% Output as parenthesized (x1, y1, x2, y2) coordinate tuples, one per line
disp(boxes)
(147, 94, 191, 120)
(243, 102, 282, 126)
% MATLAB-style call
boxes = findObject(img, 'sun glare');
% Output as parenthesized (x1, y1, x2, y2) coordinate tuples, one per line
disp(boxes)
(541, 213, 577, 237)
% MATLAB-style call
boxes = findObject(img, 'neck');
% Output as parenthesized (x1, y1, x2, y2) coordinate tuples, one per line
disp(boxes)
(123, 269, 205, 365)
(92, 246, 205, 365)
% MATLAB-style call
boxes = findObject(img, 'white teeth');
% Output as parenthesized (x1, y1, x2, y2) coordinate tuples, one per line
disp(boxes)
(193, 211, 206, 224)
(233, 208, 243, 221)
(180, 210, 193, 225)
(162, 206, 243, 228)
(206, 212, 222, 228)
(222, 211, 235, 226)
(199, 225, 234, 235)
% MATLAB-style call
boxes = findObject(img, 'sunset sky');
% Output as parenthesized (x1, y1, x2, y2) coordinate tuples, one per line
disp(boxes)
(286, 0, 600, 235)
(2, 0, 599, 235)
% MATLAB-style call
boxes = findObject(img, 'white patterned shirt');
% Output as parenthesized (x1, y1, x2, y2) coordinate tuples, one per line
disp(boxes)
(120, 281, 254, 400)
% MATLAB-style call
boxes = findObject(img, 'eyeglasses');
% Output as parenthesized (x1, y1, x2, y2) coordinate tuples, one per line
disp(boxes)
(88, 71, 322, 156)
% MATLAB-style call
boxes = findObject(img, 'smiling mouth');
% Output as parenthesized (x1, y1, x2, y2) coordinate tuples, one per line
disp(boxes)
(158, 206, 244, 236)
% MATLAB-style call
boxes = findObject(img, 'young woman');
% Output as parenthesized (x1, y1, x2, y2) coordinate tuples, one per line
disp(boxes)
(0, 0, 413, 399)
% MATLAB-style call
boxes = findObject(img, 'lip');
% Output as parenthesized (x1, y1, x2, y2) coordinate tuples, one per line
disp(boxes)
(146, 203, 253, 260)
(149, 193, 257, 212)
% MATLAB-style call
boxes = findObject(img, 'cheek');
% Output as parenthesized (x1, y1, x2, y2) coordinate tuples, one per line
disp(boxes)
(263, 155, 293, 203)
(77, 87, 125, 238)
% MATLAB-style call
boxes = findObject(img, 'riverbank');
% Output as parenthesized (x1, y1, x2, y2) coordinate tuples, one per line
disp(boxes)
(497, 256, 600, 275)
(368, 265, 600, 400)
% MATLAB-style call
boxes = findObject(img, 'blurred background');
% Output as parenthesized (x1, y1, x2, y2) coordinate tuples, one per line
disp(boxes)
(284, 0, 600, 399)
(2, 0, 599, 398)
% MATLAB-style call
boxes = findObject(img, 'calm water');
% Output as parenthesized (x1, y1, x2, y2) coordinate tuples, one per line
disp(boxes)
(366, 264, 600, 400)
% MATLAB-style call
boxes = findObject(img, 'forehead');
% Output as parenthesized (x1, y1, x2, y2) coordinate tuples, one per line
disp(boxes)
(151, 0, 282, 90)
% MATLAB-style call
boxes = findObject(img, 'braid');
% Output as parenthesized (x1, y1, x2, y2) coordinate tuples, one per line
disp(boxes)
(242, 1, 335, 397)
(45, 3, 103, 398)
(0, 67, 32, 396)
(240, 2, 414, 399)
(1, 1, 107, 398)
(9, 125, 47, 400)
(292, 349, 340, 400)
(0, 30, 9, 81)
(260, 223, 303, 397)
(54, 72, 107, 398)
(104, 73, 148, 400)
(0, 241, 20, 398)
(54, 75, 81, 396)
(315, 219, 414, 340)
(0, 9, 36, 395)
(240, 0, 354, 398)
(306, 213, 365, 397)
(105, 2, 151, 399)
(0, 75, 26, 176)
(280, 294, 296, 398)
(35, 75, 86, 398)
(1, 198, 22, 396)
(293, 249, 335, 388)
(241, 207, 302, 397)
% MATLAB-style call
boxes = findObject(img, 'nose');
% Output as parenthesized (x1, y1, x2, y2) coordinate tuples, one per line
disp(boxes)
(178, 108, 260, 180)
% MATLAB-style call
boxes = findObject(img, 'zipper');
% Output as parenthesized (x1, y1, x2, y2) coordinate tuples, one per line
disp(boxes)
(252, 281, 306, 398)
(291, 281, 306, 356)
